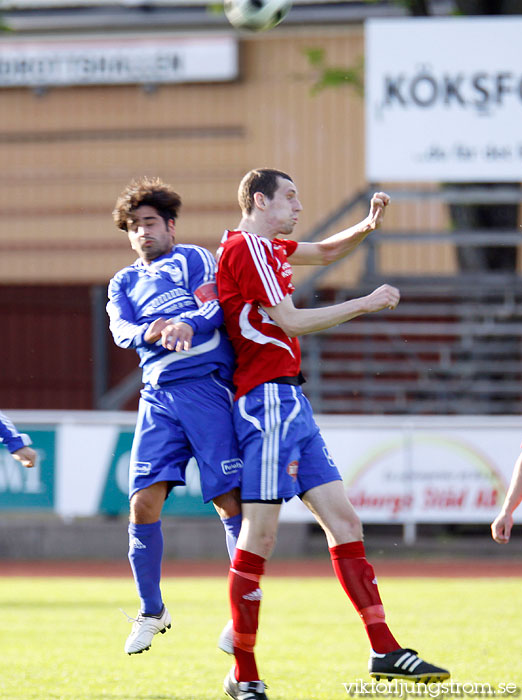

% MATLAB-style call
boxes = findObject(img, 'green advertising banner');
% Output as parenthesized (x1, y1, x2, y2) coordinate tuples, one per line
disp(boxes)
(98, 428, 215, 517)
(0, 428, 55, 510)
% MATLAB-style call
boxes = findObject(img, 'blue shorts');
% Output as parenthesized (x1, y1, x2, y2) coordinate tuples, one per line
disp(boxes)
(233, 383, 341, 502)
(129, 373, 242, 503)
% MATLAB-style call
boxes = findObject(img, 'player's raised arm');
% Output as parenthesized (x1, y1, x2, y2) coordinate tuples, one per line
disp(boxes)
(289, 192, 390, 266)
(262, 283, 400, 338)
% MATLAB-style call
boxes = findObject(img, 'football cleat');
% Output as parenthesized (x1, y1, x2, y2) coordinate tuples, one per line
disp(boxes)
(218, 619, 234, 654)
(224, 667, 268, 700)
(124, 605, 171, 654)
(369, 648, 450, 683)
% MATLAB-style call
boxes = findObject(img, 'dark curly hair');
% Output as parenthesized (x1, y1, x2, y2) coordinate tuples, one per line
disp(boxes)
(238, 168, 293, 215)
(113, 177, 182, 231)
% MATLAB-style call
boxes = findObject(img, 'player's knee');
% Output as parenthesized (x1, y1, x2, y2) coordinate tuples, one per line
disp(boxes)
(259, 529, 278, 558)
(348, 513, 363, 540)
(213, 488, 241, 519)
(243, 528, 277, 559)
(129, 494, 158, 524)
(354, 523, 364, 541)
(333, 511, 362, 542)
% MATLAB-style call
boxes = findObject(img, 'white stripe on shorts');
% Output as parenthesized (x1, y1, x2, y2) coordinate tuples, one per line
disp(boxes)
(238, 395, 263, 433)
(281, 386, 301, 441)
(261, 383, 281, 500)
(210, 373, 234, 408)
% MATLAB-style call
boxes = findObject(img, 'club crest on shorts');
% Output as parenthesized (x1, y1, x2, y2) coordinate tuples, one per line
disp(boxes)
(286, 460, 299, 479)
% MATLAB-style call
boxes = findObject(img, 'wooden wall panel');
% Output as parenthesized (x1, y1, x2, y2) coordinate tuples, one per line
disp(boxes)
(0, 286, 93, 408)
(2, 27, 517, 283)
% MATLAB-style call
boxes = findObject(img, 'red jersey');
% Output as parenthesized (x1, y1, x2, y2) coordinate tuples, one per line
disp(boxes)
(217, 229, 301, 398)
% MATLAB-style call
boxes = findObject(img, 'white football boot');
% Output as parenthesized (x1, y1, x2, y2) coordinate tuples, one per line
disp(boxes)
(218, 618, 234, 654)
(224, 667, 268, 700)
(124, 605, 172, 654)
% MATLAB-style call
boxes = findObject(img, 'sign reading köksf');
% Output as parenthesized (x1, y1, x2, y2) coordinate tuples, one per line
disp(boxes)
(365, 17, 522, 182)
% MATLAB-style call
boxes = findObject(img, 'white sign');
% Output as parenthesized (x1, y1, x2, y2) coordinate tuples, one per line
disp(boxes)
(365, 17, 522, 182)
(5, 410, 522, 525)
(282, 416, 522, 524)
(0, 35, 238, 87)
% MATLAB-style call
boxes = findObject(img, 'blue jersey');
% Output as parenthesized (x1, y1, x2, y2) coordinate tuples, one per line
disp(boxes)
(0, 410, 31, 453)
(107, 244, 235, 388)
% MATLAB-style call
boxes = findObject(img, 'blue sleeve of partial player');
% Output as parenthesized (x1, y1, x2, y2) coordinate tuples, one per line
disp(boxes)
(175, 246, 225, 335)
(107, 276, 149, 349)
(0, 410, 31, 453)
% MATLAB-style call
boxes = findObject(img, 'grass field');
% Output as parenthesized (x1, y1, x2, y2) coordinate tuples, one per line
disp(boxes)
(0, 575, 520, 700)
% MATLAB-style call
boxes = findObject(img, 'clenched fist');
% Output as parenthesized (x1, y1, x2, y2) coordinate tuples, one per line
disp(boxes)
(364, 284, 400, 313)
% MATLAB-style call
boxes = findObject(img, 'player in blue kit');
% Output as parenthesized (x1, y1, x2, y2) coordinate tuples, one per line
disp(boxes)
(0, 410, 36, 468)
(108, 177, 242, 655)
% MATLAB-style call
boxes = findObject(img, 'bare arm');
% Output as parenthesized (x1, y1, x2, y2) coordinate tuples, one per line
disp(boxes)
(290, 192, 390, 266)
(261, 284, 400, 338)
(491, 453, 522, 544)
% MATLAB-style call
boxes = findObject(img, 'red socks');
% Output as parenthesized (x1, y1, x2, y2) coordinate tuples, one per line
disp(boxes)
(329, 541, 400, 653)
(229, 542, 398, 683)
(229, 548, 266, 682)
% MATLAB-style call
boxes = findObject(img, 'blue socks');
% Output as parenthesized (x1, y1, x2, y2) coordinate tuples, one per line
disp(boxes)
(128, 520, 164, 615)
(128, 514, 241, 614)
(221, 513, 242, 562)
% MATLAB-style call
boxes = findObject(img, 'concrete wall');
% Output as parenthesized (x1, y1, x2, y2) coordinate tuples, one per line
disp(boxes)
(1, 515, 520, 561)
(0, 515, 314, 561)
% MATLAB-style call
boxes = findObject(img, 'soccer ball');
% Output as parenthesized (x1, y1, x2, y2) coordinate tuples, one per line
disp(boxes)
(224, 0, 292, 32)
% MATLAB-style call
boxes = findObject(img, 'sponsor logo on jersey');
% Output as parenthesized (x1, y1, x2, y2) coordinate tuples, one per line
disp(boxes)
(221, 458, 243, 475)
(132, 461, 152, 476)
(286, 460, 299, 479)
(143, 287, 191, 315)
(243, 588, 263, 602)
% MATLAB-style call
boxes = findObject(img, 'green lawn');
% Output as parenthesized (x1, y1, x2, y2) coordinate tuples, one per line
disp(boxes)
(0, 575, 520, 699)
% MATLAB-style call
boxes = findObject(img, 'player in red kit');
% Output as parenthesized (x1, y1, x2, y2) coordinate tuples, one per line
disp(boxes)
(216, 169, 449, 700)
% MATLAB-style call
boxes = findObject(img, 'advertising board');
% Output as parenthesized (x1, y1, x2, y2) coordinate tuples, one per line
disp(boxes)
(365, 17, 522, 182)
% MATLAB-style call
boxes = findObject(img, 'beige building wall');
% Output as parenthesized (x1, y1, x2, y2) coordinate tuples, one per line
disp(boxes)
(0, 26, 486, 286)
